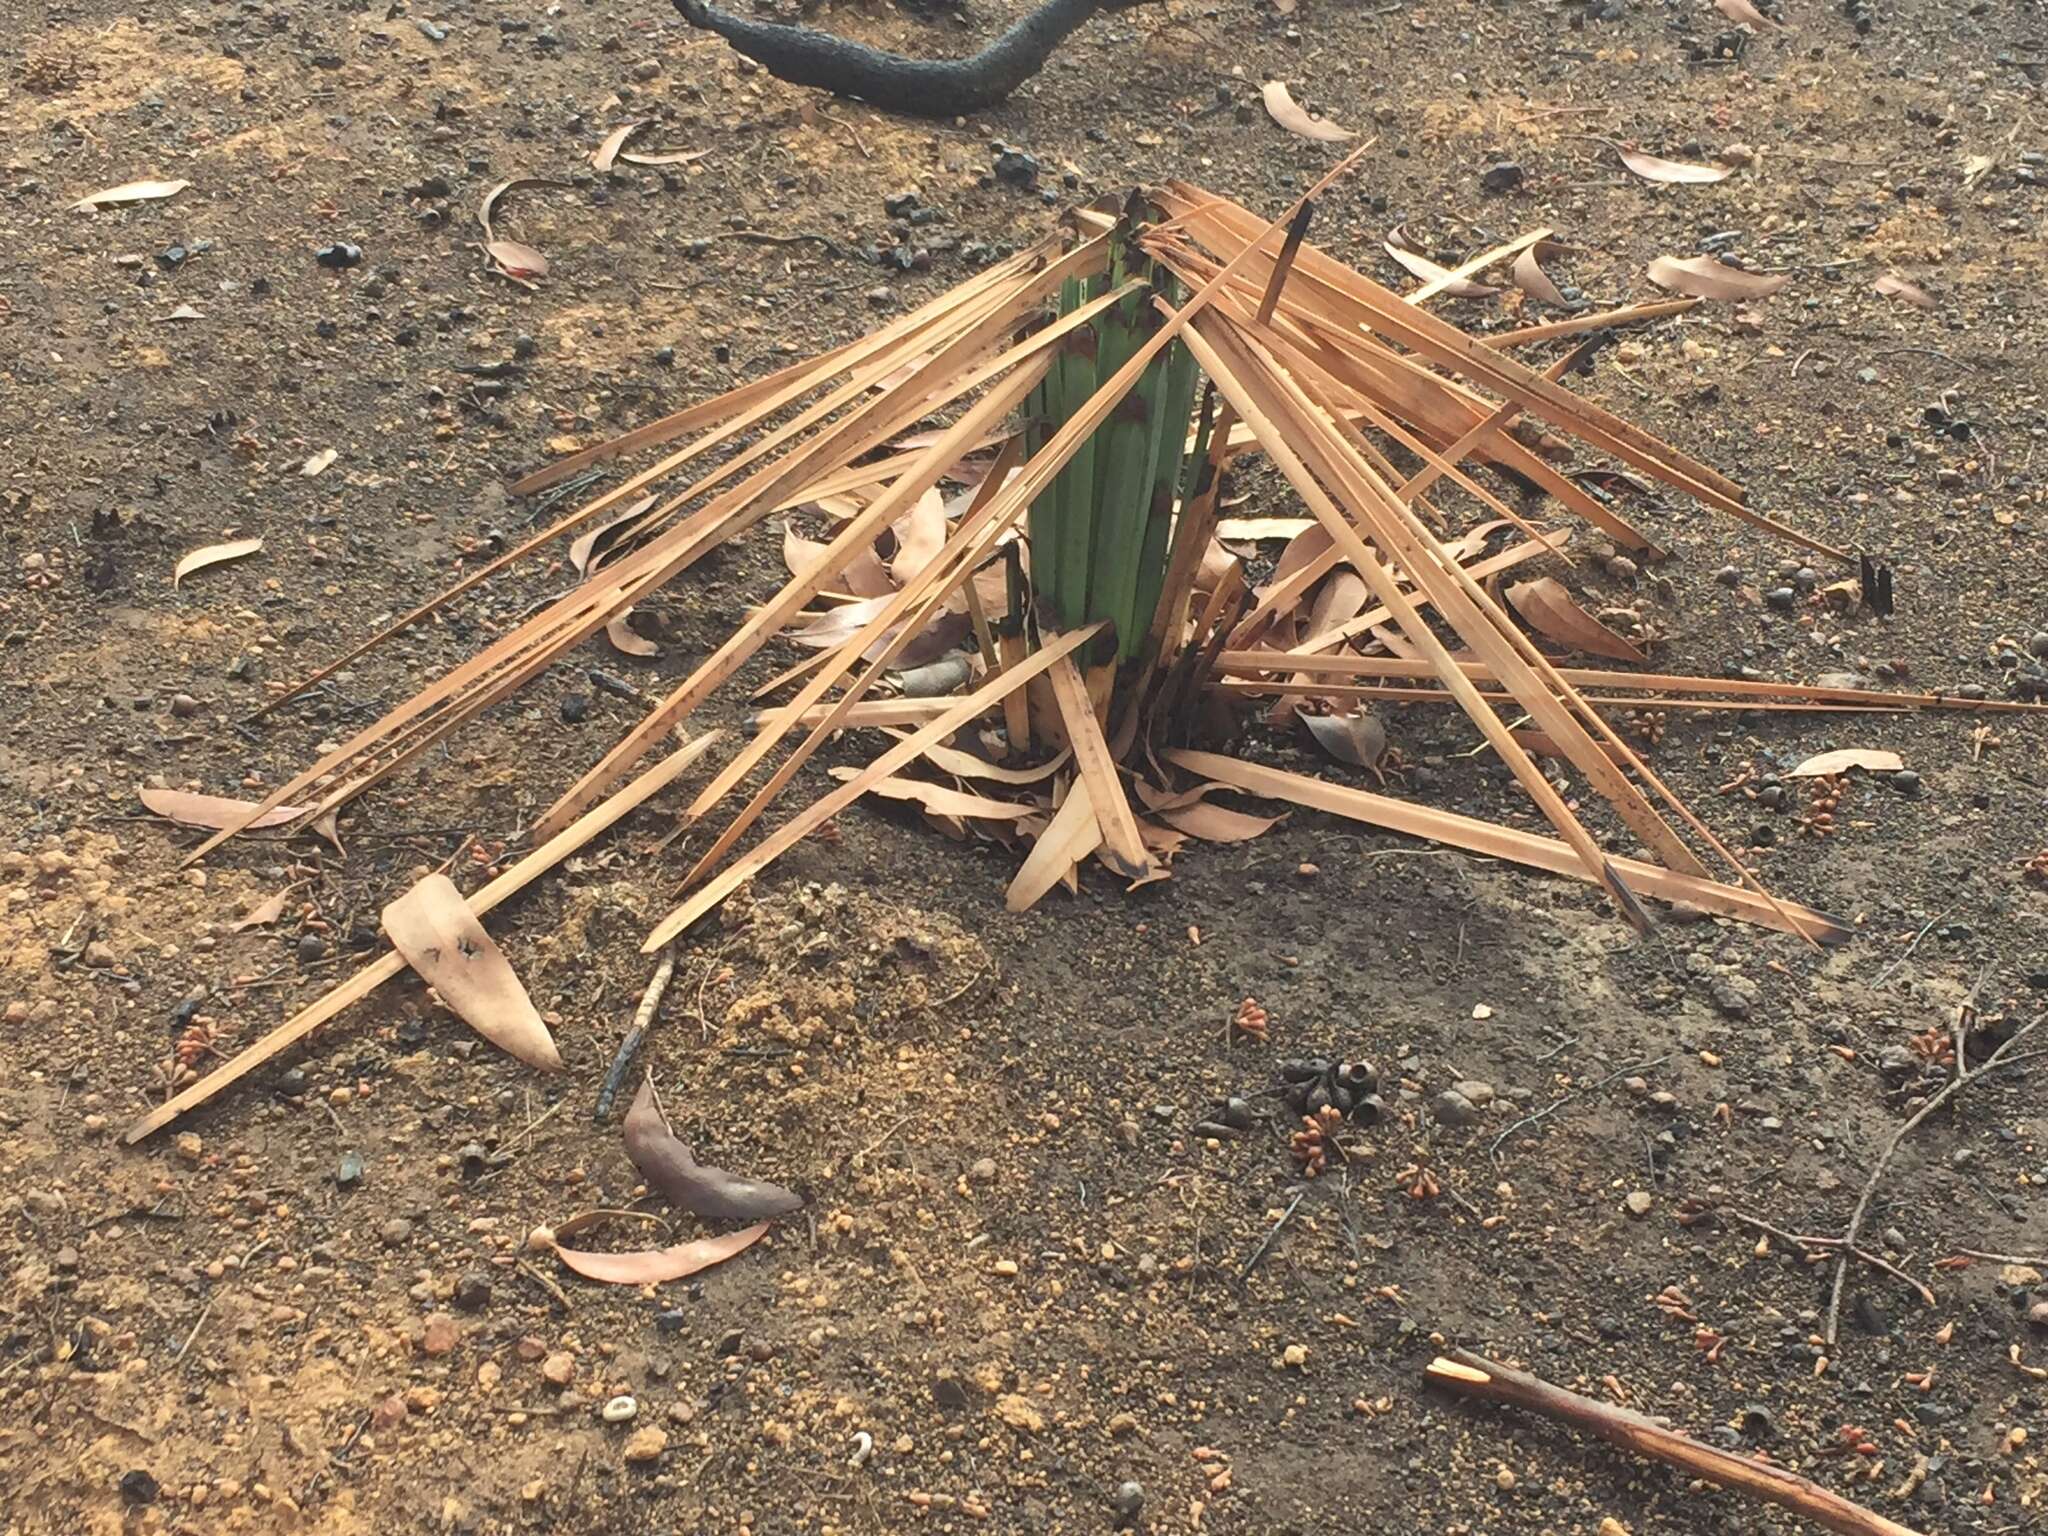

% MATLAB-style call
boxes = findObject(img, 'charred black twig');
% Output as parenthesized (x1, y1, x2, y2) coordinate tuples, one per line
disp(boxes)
(676, 0, 1161, 118)
(595, 946, 676, 1121)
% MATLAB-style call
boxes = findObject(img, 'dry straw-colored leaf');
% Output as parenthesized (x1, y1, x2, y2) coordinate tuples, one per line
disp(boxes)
(1262, 82, 1356, 143)
(591, 121, 648, 173)
(1506, 576, 1649, 663)
(381, 874, 563, 1072)
(1715, 0, 1783, 26)
(551, 1221, 769, 1285)
(1384, 238, 1500, 300)
(1787, 748, 1905, 778)
(606, 613, 660, 658)
(1873, 274, 1936, 310)
(172, 537, 263, 588)
(1646, 254, 1789, 301)
(139, 788, 306, 831)
(1512, 245, 1568, 306)
(1618, 148, 1733, 185)
(620, 147, 710, 168)
(73, 178, 189, 212)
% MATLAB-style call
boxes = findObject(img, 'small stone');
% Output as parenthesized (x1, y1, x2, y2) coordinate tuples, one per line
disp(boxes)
(1480, 160, 1524, 193)
(1709, 979, 1753, 1019)
(993, 148, 1040, 188)
(996, 1394, 1045, 1433)
(629, 57, 661, 81)
(1434, 1090, 1481, 1128)
(453, 1273, 492, 1312)
(315, 243, 363, 270)
(621, 1426, 667, 1464)
(2029, 1300, 2048, 1329)
(1888, 769, 1921, 796)
(1765, 586, 1797, 612)
(1452, 1079, 1496, 1107)
(478, 1361, 501, 1390)
(991, 1258, 1019, 1277)
(865, 286, 893, 310)
(169, 692, 200, 717)
(2029, 631, 2048, 661)
(541, 1351, 576, 1386)
(1605, 555, 1639, 582)
(559, 693, 590, 724)
(1105, 1411, 1139, 1438)
(296, 932, 327, 964)
(1112, 1480, 1145, 1526)
(119, 1470, 160, 1506)
(336, 1151, 365, 1186)
(1495, 1465, 1517, 1491)
(1714, 563, 1743, 587)
(883, 189, 922, 218)
(421, 1313, 458, 1356)
(602, 1394, 639, 1423)
(378, 1218, 413, 1247)
(83, 940, 117, 969)
(174, 1132, 204, 1165)
(1281, 1343, 1309, 1369)
(969, 1156, 997, 1183)
(1625, 1191, 1655, 1217)
(371, 1392, 408, 1430)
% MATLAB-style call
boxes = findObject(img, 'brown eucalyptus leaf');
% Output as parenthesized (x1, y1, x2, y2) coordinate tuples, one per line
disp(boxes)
(476, 177, 572, 240)
(551, 1222, 769, 1285)
(591, 120, 648, 172)
(1505, 576, 1649, 663)
(381, 874, 562, 1072)
(1216, 516, 1316, 542)
(606, 613, 660, 658)
(1303, 709, 1388, 768)
(1261, 81, 1356, 143)
(1715, 0, 1783, 25)
(139, 788, 306, 831)
(623, 1078, 804, 1222)
(1787, 748, 1905, 778)
(172, 537, 262, 588)
(1618, 147, 1733, 185)
(486, 239, 549, 280)
(1646, 254, 1789, 301)
(1512, 245, 1567, 306)
(1307, 569, 1369, 638)
(73, 178, 189, 212)
(1158, 801, 1287, 844)
(827, 767, 1037, 822)
(231, 890, 292, 932)
(619, 147, 710, 168)
(1384, 242, 1500, 300)
(1874, 274, 1936, 310)
(570, 495, 658, 575)
(888, 488, 947, 587)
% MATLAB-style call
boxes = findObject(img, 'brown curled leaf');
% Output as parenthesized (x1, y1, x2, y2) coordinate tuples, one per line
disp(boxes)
(624, 1076, 805, 1223)
(1714, 0, 1784, 27)
(1506, 576, 1649, 663)
(591, 120, 649, 172)
(606, 612, 661, 658)
(570, 495, 659, 576)
(1261, 81, 1356, 143)
(1646, 254, 1789, 301)
(1303, 709, 1389, 768)
(552, 1221, 769, 1285)
(486, 239, 550, 281)
(231, 890, 293, 932)
(1512, 244, 1568, 306)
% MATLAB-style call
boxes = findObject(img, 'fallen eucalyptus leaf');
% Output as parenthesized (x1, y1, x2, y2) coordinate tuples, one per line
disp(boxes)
(1714, 0, 1783, 25)
(1158, 801, 1287, 844)
(1303, 709, 1389, 768)
(570, 495, 658, 576)
(1618, 147, 1733, 185)
(1384, 232, 1500, 299)
(1787, 748, 1905, 778)
(73, 178, 189, 213)
(172, 537, 263, 588)
(382, 873, 562, 1071)
(551, 1221, 769, 1285)
(1261, 81, 1355, 143)
(476, 177, 572, 241)
(828, 767, 1038, 822)
(1216, 516, 1316, 542)
(486, 239, 549, 281)
(1512, 245, 1567, 306)
(606, 613, 660, 658)
(1873, 274, 1936, 310)
(892, 654, 973, 698)
(138, 788, 306, 831)
(1506, 576, 1649, 663)
(620, 147, 710, 168)
(1646, 254, 1789, 301)
(624, 1077, 803, 1221)
(591, 120, 648, 173)
(231, 890, 292, 932)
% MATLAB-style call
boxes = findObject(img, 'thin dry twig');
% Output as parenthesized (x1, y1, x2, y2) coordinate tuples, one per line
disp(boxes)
(1825, 1012, 2044, 1345)
(1488, 1055, 1674, 1161)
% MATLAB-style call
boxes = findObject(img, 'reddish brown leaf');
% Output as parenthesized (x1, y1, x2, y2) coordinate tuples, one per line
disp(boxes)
(1512, 245, 1567, 306)
(382, 874, 562, 1072)
(1646, 255, 1789, 301)
(1261, 82, 1356, 143)
(1506, 576, 1649, 663)
(1714, 0, 1783, 26)
(139, 788, 306, 830)
(1618, 148, 1733, 185)
(570, 495, 659, 575)
(551, 1221, 769, 1284)
(1157, 801, 1287, 843)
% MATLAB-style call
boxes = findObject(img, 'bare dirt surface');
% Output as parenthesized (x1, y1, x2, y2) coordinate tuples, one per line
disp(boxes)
(5, 0, 2048, 1533)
